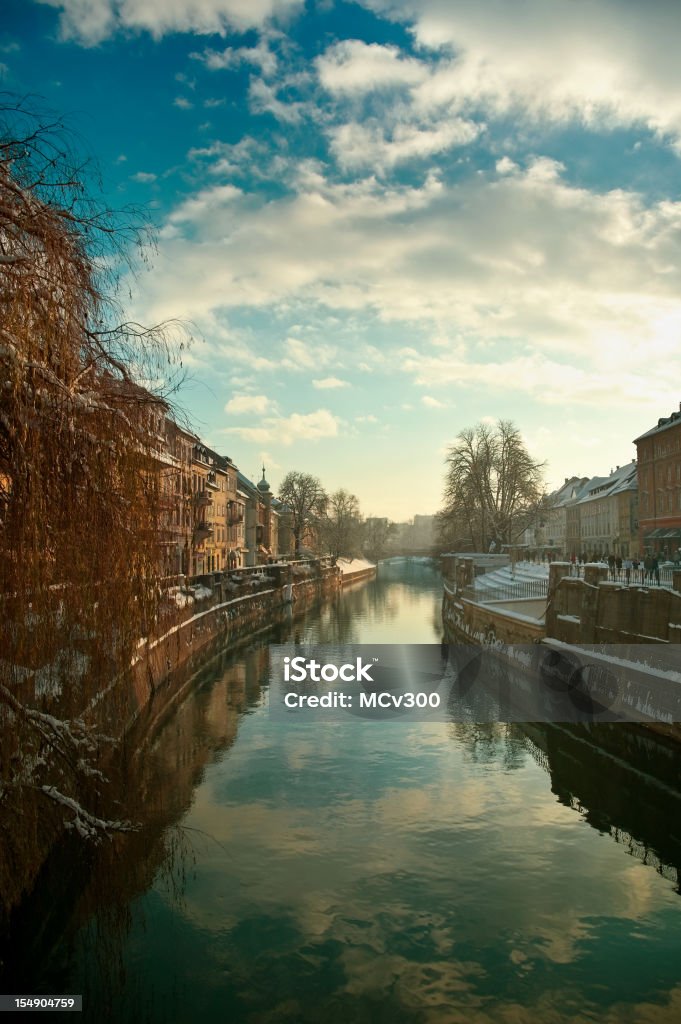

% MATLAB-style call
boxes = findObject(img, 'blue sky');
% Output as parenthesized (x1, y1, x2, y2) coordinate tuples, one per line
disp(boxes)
(5, 0, 681, 519)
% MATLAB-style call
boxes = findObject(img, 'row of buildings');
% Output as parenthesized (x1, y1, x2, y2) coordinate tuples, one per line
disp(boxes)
(152, 408, 292, 578)
(524, 404, 681, 561)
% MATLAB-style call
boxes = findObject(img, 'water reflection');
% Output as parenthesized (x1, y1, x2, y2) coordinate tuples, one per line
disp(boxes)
(516, 722, 681, 892)
(4, 560, 681, 1023)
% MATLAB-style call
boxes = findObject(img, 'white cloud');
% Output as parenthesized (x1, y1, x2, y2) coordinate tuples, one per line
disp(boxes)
(312, 377, 349, 389)
(404, 350, 661, 410)
(130, 170, 157, 183)
(329, 116, 480, 172)
(224, 393, 271, 414)
(39, 0, 304, 46)
(282, 337, 337, 371)
(316, 40, 428, 94)
(173, 96, 194, 110)
(225, 409, 340, 444)
(161, 183, 241, 236)
(258, 450, 281, 471)
(248, 78, 306, 123)
(132, 157, 681, 413)
(192, 39, 277, 76)
(421, 395, 445, 408)
(361, 0, 681, 151)
(496, 156, 518, 175)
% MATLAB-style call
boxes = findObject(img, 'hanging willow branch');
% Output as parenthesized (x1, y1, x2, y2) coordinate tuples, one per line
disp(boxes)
(0, 97, 193, 906)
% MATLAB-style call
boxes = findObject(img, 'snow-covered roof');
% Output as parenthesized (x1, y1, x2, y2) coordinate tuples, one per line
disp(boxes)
(577, 462, 637, 504)
(547, 476, 591, 509)
(634, 407, 681, 443)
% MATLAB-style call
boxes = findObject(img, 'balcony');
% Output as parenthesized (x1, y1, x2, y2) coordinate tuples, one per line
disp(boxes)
(194, 521, 214, 542)
(228, 512, 244, 525)
(194, 490, 212, 507)
(206, 471, 220, 490)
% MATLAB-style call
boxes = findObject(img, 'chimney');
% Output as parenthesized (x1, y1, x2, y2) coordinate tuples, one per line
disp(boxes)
(564, 477, 568, 484)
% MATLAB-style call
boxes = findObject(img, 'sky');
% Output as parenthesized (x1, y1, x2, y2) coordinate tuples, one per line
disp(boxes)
(4, 0, 681, 520)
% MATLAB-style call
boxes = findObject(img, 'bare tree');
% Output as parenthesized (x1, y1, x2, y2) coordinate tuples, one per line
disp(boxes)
(278, 471, 327, 555)
(321, 489, 363, 560)
(0, 98, 191, 912)
(362, 517, 397, 562)
(440, 420, 547, 551)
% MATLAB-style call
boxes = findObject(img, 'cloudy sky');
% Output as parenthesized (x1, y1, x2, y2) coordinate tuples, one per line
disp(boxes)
(5, 0, 681, 519)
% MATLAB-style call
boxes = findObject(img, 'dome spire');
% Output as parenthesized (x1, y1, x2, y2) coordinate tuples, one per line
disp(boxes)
(257, 464, 270, 493)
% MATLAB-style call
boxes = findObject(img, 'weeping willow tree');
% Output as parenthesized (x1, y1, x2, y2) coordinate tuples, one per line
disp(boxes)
(0, 99, 188, 912)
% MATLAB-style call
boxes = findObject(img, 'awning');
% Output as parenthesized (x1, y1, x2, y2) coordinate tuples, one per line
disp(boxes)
(645, 528, 681, 540)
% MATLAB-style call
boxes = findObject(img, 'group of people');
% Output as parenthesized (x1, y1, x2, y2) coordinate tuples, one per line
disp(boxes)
(566, 551, 662, 584)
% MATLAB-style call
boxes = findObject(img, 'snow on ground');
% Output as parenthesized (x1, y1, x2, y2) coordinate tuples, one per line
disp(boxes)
(473, 560, 550, 593)
(337, 557, 376, 576)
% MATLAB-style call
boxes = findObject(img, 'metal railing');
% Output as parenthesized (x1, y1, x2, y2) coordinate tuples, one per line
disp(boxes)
(552, 564, 677, 587)
(463, 578, 549, 603)
(158, 555, 339, 626)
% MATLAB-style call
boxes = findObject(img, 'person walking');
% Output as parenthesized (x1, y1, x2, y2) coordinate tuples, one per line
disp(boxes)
(652, 554, 660, 586)
(623, 556, 632, 585)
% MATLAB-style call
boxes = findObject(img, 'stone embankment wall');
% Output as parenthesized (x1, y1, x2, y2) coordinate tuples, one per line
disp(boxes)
(546, 563, 681, 645)
(2, 560, 376, 922)
(442, 557, 545, 645)
(442, 583, 545, 644)
(341, 566, 377, 585)
(441, 557, 681, 743)
(103, 561, 343, 739)
(99, 559, 377, 740)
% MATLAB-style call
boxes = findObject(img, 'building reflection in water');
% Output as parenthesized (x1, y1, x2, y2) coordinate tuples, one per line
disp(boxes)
(5, 559, 681, 1024)
(1, 642, 271, 1003)
(514, 721, 681, 894)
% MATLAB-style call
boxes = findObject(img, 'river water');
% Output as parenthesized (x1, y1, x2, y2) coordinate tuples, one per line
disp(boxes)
(8, 559, 681, 1022)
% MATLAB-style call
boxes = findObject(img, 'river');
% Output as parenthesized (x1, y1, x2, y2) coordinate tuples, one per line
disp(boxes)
(5, 558, 681, 1022)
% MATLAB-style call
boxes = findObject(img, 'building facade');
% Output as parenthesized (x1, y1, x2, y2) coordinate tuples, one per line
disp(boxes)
(634, 406, 681, 557)
(576, 463, 638, 558)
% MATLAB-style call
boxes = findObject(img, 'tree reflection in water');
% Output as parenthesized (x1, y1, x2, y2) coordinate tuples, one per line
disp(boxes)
(0, 643, 270, 1014)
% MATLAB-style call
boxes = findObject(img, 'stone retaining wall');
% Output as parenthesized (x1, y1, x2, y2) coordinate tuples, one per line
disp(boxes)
(546, 562, 681, 644)
(1, 565, 344, 921)
(442, 582, 545, 644)
(101, 568, 342, 740)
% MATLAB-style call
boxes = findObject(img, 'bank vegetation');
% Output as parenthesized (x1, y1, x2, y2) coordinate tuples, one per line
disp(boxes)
(0, 99, 188, 915)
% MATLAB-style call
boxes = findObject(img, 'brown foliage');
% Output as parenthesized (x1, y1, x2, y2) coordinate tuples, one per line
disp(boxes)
(440, 419, 547, 550)
(0, 99, 189, 906)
